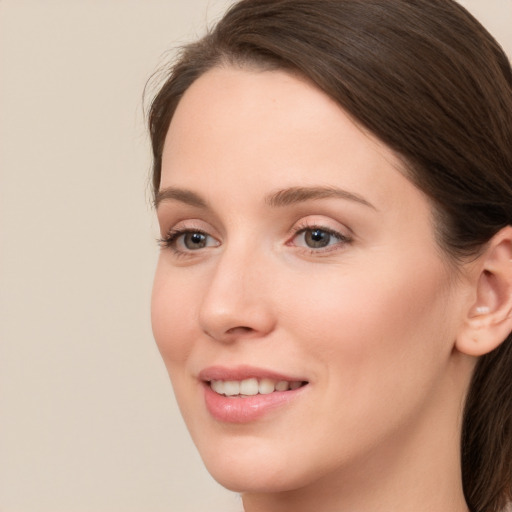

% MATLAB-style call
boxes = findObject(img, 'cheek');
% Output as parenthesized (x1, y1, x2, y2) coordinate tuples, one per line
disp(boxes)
(281, 257, 454, 390)
(151, 263, 197, 369)
(271, 258, 457, 467)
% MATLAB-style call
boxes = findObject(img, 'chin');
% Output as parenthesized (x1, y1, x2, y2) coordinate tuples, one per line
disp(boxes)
(194, 435, 325, 495)
(206, 460, 306, 494)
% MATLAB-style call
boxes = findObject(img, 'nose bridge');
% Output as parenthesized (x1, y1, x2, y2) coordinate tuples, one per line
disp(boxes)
(198, 238, 275, 341)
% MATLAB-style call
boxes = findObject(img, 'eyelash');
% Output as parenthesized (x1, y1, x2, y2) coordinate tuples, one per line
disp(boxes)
(157, 227, 215, 256)
(157, 223, 352, 257)
(289, 223, 352, 254)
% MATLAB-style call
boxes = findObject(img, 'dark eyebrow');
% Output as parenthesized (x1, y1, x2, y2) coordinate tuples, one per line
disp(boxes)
(155, 185, 376, 211)
(265, 186, 376, 210)
(154, 187, 208, 209)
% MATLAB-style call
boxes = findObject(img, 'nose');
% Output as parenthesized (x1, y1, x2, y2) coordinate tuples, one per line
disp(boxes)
(198, 245, 276, 343)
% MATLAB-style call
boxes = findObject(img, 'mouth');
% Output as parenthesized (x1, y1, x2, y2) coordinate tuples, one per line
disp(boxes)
(208, 378, 308, 397)
(199, 366, 309, 422)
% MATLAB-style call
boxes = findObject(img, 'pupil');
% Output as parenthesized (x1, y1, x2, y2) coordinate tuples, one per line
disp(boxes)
(185, 232, 206, 249)
(306, 229, 330, 248)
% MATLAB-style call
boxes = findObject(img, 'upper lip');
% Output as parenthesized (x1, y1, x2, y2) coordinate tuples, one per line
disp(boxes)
(199, 365, 307, 383)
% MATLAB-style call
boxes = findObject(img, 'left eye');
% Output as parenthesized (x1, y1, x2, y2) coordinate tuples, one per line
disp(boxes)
(293, 227, 346, 249)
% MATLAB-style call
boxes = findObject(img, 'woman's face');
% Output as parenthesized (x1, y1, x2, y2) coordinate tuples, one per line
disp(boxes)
(152, 67, 471, 494)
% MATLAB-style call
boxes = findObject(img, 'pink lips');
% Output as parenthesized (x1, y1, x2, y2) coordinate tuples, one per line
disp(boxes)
(199, 365, 304, 383)
(199, 365, 308, 424)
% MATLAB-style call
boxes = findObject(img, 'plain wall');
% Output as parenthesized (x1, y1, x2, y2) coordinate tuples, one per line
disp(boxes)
(0, 1, 510, 511)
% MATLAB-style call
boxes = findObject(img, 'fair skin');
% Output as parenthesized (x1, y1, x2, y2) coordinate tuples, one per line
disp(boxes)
(151, 67, 507, 512)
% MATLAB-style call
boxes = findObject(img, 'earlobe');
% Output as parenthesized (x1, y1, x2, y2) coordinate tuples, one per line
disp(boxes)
(456, 226, 512, 357)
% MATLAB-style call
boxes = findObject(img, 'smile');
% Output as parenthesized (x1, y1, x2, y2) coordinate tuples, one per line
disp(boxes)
(200, 366, 309, 423)
(210, 378, 305, 397)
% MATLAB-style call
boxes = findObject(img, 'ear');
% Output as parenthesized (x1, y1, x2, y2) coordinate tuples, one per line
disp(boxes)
(456, 226, 512, 357)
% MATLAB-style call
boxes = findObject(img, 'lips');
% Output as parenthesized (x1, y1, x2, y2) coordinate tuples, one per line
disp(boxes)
(210, 377, 303, 397)
(199, 365, 309, 423)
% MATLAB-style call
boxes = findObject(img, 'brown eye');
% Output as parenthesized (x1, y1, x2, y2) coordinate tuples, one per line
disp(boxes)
(304, 229, 332, 248)
(290, 225, 351, 252)
(183, 232, 208, 250)
(160, 229, 220, 253)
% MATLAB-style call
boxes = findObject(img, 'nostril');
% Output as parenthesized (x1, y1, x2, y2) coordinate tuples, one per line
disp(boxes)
(226, 326, 253, 335)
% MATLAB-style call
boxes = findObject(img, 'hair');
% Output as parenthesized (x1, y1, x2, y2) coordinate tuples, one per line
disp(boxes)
(147, 1, 512, 510)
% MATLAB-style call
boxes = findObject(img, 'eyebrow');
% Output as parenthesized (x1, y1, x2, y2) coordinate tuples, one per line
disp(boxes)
(155, 185, 376, 210)
(154, 187, 208, 209)
(266, 186, 376, 210)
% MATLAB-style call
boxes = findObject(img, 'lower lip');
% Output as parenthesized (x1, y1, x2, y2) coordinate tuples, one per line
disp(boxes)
(203, 383, 307, 423)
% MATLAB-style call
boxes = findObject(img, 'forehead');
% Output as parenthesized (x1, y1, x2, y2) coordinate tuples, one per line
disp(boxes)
(164, 66, 380, 155)
(160, 66, 418, 213)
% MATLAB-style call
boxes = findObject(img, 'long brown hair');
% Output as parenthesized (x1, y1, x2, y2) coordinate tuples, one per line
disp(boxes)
(147, 1, 512, 510)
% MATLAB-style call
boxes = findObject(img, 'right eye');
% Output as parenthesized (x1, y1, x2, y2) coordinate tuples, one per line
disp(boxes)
(178, 231, 209, 250)
(159, 229, 220, 253)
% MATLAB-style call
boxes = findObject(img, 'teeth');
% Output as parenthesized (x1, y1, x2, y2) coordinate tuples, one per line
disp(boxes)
(211, 380, 224, 394)
(275, 380, 289, 391)
(210, 378, 303, 397)
(258, 378, 275, 394)
(223, 380, 240, 396)
(239, 378, 259, 395)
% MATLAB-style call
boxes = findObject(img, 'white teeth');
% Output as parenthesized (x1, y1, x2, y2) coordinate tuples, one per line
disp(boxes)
(210, 378, 304, 397)
(239, 378, 259, 396)
(223, 380, 240, 396)
(211, 380, 224, 394)
(275, 380, 289, 391)
(258, 378, 275, 395)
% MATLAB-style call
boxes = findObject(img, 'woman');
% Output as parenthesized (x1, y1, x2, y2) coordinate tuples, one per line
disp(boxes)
(148, 1, 512, 511)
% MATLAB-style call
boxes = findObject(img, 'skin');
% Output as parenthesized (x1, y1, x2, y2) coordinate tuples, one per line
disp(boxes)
(152, 67, 478, 512)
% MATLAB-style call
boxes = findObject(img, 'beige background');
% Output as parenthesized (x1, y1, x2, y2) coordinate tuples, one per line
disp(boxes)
(0, 1, 510, 511)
